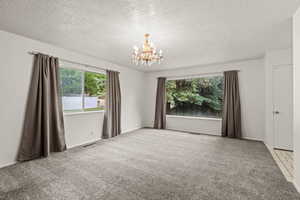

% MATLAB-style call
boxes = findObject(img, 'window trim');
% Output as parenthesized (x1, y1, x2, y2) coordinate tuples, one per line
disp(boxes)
(166, 72, 223, 81)
(59, 65, 106, 114)
(63, 110, 105, 116)
(59, 60, 106, 74)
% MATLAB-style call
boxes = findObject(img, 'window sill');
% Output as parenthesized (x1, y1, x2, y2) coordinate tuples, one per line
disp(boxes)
(64, 110, 104, 116)
(166, 115, 222, 121)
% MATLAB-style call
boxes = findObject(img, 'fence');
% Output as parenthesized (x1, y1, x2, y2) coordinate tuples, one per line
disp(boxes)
(62, 96, 102, 110)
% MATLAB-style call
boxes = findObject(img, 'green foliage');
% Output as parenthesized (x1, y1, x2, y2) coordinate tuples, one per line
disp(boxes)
(166, 76, 224, 117)
(59, 68, 83, 96)
(84, 71, 106, 98)
(59, 68, 106, 98)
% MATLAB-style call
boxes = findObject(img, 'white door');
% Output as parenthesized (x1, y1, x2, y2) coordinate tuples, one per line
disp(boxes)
(273, 65, 293, 151)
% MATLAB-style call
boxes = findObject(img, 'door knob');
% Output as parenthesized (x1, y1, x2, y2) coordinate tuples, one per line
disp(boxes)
(273, 111, 280, 114)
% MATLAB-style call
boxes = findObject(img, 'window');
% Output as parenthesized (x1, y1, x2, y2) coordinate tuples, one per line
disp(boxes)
(166, 75, 224, 118)
(59, 67, 106, 112)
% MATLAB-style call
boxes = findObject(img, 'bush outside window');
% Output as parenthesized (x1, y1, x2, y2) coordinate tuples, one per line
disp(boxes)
(166, 76, 224, 118)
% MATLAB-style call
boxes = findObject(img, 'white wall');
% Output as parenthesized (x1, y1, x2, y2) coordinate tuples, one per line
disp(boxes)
(264, 48, 293, 148)
(64, 112, 104, 148)
(143, 58, 265, 141)
(293, 8, 300, 192)
(0, 30, 145, 168)
(166, 116, 222, 136)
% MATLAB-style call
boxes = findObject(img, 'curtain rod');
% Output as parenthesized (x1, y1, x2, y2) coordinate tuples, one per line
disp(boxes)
(28, 51, 118, 73)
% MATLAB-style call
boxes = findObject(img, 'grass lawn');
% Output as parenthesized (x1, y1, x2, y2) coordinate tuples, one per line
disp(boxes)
(64, 107, 104, 113)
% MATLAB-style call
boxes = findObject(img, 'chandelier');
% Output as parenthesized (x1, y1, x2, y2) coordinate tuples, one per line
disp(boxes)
(132, 34, 163, 66)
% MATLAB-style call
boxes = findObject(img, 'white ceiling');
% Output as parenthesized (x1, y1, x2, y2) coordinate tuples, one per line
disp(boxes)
(0, 0, 299, 71)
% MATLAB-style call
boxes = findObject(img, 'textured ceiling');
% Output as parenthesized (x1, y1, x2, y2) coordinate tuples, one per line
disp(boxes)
(0, 0, 299, 71)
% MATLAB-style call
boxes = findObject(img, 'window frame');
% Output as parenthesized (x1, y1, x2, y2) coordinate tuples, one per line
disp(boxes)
(165, 73, 224, 120)
(59, 65, 106, 115)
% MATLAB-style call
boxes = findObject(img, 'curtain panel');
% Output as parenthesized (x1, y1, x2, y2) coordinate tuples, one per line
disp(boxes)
(17, 53, 66, 161)
(102, 70, 121, 138)
(221, 70, 242, 138)
(154, 77, 167, 129)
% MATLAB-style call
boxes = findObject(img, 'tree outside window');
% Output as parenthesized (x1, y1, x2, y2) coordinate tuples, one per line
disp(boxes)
(166, 76, 224, 118)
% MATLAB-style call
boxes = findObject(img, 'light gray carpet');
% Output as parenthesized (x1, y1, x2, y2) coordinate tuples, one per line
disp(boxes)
(0, 128, 299, 200)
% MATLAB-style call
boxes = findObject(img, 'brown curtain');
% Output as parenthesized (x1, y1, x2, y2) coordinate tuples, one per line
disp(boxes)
(154, 77, 166, 129)
(17, 53, 66, 161)
(222, 70, 242, 138)
(102, 70, 121, 139)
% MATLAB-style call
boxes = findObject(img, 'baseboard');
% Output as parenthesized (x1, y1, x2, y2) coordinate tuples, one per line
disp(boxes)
(144, 127, 264, 141)
(242, 136, 263, 142)
(0, 161, 17, 169)
(122, 127, 142, 134)
(263, 142, 274, 153)
(70, 127, 143, 147)
(294, 181, 300, 193)
(165, 128, 221, 137)
(67, 138, 102, 149)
